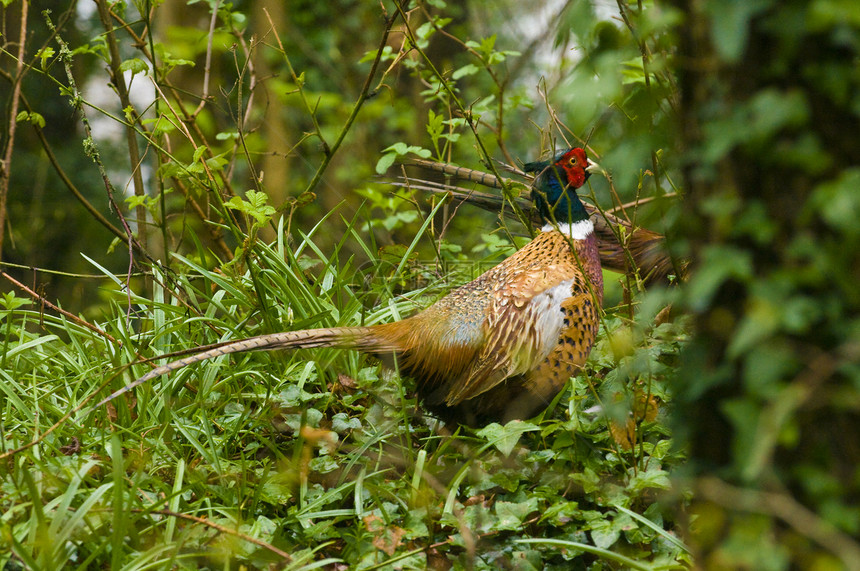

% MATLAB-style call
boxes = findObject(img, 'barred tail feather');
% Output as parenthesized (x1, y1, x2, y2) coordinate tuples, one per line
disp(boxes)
(97, 326, 390, 408)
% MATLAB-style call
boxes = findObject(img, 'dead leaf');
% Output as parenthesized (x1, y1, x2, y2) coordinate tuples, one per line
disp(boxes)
(59, 437, 81, 456)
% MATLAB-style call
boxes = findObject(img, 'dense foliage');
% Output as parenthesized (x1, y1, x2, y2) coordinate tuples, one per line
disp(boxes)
(0, 0, 857, 569)
(672, 0, 860, 568)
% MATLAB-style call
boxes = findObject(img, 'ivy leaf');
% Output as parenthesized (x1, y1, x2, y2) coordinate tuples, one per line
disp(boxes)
(332, 413, 361, 433)
(495, 498, 540, 531)
(812, 168, 860, 237)
(589, 517, 622, 549)
(477, 420, 539, 456)
(628, 464, 672, 493)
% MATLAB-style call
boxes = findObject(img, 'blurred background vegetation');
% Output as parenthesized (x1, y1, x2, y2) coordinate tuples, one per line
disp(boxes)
(1, 0, 859, 568)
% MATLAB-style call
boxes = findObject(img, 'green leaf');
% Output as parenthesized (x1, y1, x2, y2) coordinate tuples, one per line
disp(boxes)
(119, 57, 149, 76)
(0, 291, 30, 311)
(376, 144, 431, 174)
(489, 470, 521, 492)
(426, 109, 444, 144)
(494, 498, 540, 531)
(375, 153, 396, 174)
(15, 111, 45, 128)
(192, 146, 207, 163)
(145, 114, 177, 136)
(389, 142, 409, 155)
(570, 467, 602, 494)
(628, 465, 671, 493)
(477, 420, 539, 456)
(727, 297, 780, 358)
(517, 539, 652, 570)
(360, 46, 394, 64)
(589, 515, 622, 549)
(452, 63, 480, 80)
(37, 47, 55, 70)
(331, 413, 361, 433)
(205, 153, 229, 172)
(479, 35, 496, 54)
(811, 169, 860, 236)
(615, 505, 691, 553)
(125, 194, 148, 209)
(216, 131, 240, 141)
(415, 21, 435, 40)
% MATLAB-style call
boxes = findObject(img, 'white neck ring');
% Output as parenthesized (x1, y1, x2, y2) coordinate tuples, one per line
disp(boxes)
(540, 219, 594, 240)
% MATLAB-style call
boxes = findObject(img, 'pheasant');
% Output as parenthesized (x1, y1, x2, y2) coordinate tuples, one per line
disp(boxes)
(102, 148, 603, 426)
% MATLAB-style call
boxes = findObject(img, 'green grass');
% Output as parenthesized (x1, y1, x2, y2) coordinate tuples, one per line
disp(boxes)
(0, 209, 689, 570)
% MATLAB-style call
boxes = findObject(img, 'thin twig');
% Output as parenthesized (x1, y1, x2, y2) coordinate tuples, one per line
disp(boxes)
(107, 9, 235, 260)
(0, 271, 123, 348)
(95, 0, 149, 256)
(49, 12, 142, 324)
(139, 509, 293, 562)
(300, 4, 401, 195)
(150, 92, 235, 259)
(262, 9, 329, 156)
(0, 35, 189, 275)
(0, 0, 28, 259)
(392, 2, 534, 238)
(0, 365, 129, 462)
(191, 0, 222, 118)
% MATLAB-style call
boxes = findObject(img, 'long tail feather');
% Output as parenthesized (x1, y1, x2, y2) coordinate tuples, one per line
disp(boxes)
(403, 158, 516, 188)
(97, 326, 384, 408)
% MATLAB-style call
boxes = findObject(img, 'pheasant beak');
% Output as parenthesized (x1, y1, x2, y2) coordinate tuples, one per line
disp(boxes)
(586, 158, 600, 174)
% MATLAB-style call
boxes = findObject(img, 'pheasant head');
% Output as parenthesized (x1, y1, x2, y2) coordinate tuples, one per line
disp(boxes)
(524, 147, 597, 227)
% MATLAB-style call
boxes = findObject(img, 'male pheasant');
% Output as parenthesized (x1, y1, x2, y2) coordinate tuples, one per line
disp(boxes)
(104, 148, 603, 425)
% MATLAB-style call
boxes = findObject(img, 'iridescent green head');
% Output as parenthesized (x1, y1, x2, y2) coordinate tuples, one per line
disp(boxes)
(524, 147, 594, 225)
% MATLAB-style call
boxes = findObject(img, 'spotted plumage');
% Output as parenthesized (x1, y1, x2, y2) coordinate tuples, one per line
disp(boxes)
(102, 148, 604, 426)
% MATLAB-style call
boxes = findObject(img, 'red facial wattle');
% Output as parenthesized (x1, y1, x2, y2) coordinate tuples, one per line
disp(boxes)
(556, 148, 589, 188)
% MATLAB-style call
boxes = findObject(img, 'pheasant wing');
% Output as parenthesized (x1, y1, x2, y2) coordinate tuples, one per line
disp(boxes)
(444, 263, 580, 405)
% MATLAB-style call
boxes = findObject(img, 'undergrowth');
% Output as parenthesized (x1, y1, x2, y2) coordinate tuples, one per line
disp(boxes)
(0, 206, 689, 569)
(0, 1, 691, 568)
